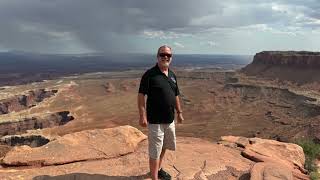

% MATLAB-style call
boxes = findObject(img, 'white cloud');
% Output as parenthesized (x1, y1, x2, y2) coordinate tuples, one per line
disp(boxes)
(173, 42, 184, 48)
(142, 30, 188, 39)
(199, 41, 219, 48)
(207, 41, 218, 47)
(271, 3, 289, 13)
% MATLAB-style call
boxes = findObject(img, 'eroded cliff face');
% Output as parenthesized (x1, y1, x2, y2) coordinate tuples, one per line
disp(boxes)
(251, 51, 320, 67)
(0, 111, 74, 137)
(0, 89, 58, 115)
(242, 51, 320, 84)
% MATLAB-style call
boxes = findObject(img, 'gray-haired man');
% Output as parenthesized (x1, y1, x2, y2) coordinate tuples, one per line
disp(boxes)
(138, 45, 184, 180)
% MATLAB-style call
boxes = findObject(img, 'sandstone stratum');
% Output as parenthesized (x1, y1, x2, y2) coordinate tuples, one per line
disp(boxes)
(242, 51, 320, 84)
(0, 126, 310, 180)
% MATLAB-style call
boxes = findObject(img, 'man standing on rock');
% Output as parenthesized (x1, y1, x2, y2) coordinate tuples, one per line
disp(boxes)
(138, 45, 184, 180)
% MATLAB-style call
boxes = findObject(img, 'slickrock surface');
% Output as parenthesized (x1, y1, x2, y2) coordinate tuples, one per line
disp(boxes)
(220, 136, 310, 180)
(250, 162, 293, 180)
(1, 125, 146, 166)
(0, 126, 311, 180)
(0, 126, 254, 180)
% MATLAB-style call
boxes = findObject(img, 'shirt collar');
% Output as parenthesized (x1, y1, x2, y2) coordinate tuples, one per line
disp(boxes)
(154, 63, 171, 75)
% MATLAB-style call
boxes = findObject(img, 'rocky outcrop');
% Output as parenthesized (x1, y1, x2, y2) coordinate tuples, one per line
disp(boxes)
(220, 136, 309, 180)
(249, 51, 320, 68)
(0, 131, 253, 179)
(242, 51, 320, 84)
(1, 125, 147, 166)
(0, 89, 58, 114)
(103, 82, 115, 93)
(0, 126, 311, 180)
(0, 111, 73, 137)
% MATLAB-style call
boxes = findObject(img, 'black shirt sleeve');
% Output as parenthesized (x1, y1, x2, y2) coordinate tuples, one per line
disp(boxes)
(138, 71, 149, 95)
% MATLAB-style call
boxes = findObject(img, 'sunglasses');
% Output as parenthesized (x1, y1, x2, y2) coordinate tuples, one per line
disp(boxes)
(158, 53, 172, 58)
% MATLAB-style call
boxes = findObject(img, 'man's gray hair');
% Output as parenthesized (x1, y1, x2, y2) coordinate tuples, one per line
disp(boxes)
(157, 45, 172, 56)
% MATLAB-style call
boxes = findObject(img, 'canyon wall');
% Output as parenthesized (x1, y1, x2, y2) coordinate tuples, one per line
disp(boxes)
(0, 89, 57, 115)
(0, 111, 73, 137)
(242, 51, 320, 84)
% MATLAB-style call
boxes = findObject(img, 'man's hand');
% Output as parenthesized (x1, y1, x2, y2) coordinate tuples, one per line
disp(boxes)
(177, 113, 184, 124)
(139, 117, 147, 127)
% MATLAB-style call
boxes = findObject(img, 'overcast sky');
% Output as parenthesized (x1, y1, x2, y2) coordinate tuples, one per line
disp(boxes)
(0, 0, 319, 55)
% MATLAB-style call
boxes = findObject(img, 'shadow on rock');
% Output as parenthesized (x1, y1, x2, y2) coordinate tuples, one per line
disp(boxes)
(33, 173, 150, 180)
(238, 172, 251, 180)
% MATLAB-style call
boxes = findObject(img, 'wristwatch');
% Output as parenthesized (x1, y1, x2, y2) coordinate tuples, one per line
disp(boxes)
(177, 111, 183, 114)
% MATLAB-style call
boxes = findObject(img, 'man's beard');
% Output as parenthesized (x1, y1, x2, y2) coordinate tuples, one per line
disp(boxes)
(162, 62, 170, 67)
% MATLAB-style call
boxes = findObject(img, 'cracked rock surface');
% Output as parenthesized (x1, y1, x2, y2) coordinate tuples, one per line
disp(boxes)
(0, 126, 311, 180)
(0, 126, 253, 180)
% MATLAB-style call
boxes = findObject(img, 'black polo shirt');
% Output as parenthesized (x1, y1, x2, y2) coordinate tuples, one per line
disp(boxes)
(139, 64, 180, 124)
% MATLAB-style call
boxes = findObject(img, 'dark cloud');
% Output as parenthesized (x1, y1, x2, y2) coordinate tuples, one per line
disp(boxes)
(0, 0, 319, 53)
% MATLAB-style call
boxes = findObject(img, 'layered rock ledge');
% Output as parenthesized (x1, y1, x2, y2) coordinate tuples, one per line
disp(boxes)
(0, 111, 74, 137)
(0, 89, 58, 115)
(250, 51, 320, 68)
(242, 51, 320, 84)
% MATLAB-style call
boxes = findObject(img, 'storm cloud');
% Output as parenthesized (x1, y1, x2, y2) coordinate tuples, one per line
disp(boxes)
(0, 0, 319, 54)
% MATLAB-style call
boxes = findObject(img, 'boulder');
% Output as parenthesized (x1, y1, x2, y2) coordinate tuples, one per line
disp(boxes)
(250, 162, 293, 180)
(1, 125, 146, 166)
(220, 136, 309, 180)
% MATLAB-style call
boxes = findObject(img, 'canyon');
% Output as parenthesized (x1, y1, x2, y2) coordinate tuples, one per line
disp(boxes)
(0, 51, 319, 179)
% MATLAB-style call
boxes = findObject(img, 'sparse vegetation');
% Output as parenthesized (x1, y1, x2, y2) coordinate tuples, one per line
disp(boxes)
(296, 139, 320, 180)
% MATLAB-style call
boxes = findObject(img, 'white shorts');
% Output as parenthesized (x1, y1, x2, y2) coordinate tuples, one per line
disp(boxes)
(148, 122, 176, 160)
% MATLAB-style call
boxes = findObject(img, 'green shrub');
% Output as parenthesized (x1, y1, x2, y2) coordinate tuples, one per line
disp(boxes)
(295, 139, 320, 179)
(310, 172, 319, 180)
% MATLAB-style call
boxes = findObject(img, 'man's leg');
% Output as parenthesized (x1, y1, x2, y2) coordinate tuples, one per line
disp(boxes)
(149, 158, 160, 180)
(159, 148, 166, 170)
(148, 123, 164, 180)
(157, 122, 176, 179)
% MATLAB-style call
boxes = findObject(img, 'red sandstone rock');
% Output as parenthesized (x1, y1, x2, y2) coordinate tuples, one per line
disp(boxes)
(250, 162, 293, 180)
(0, 129, 313, 180)
(0, 136, 253, 180)
(1, 125, 146, 166)
(221, 136, 309, 180)
(104, 82, 115, 93)
(241, 51, 320, 84)
(252, 51, 320, 68)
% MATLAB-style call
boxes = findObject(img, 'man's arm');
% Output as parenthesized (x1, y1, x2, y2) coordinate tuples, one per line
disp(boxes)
(138, 93, 147, 127)
(175, 96, 184, 123)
